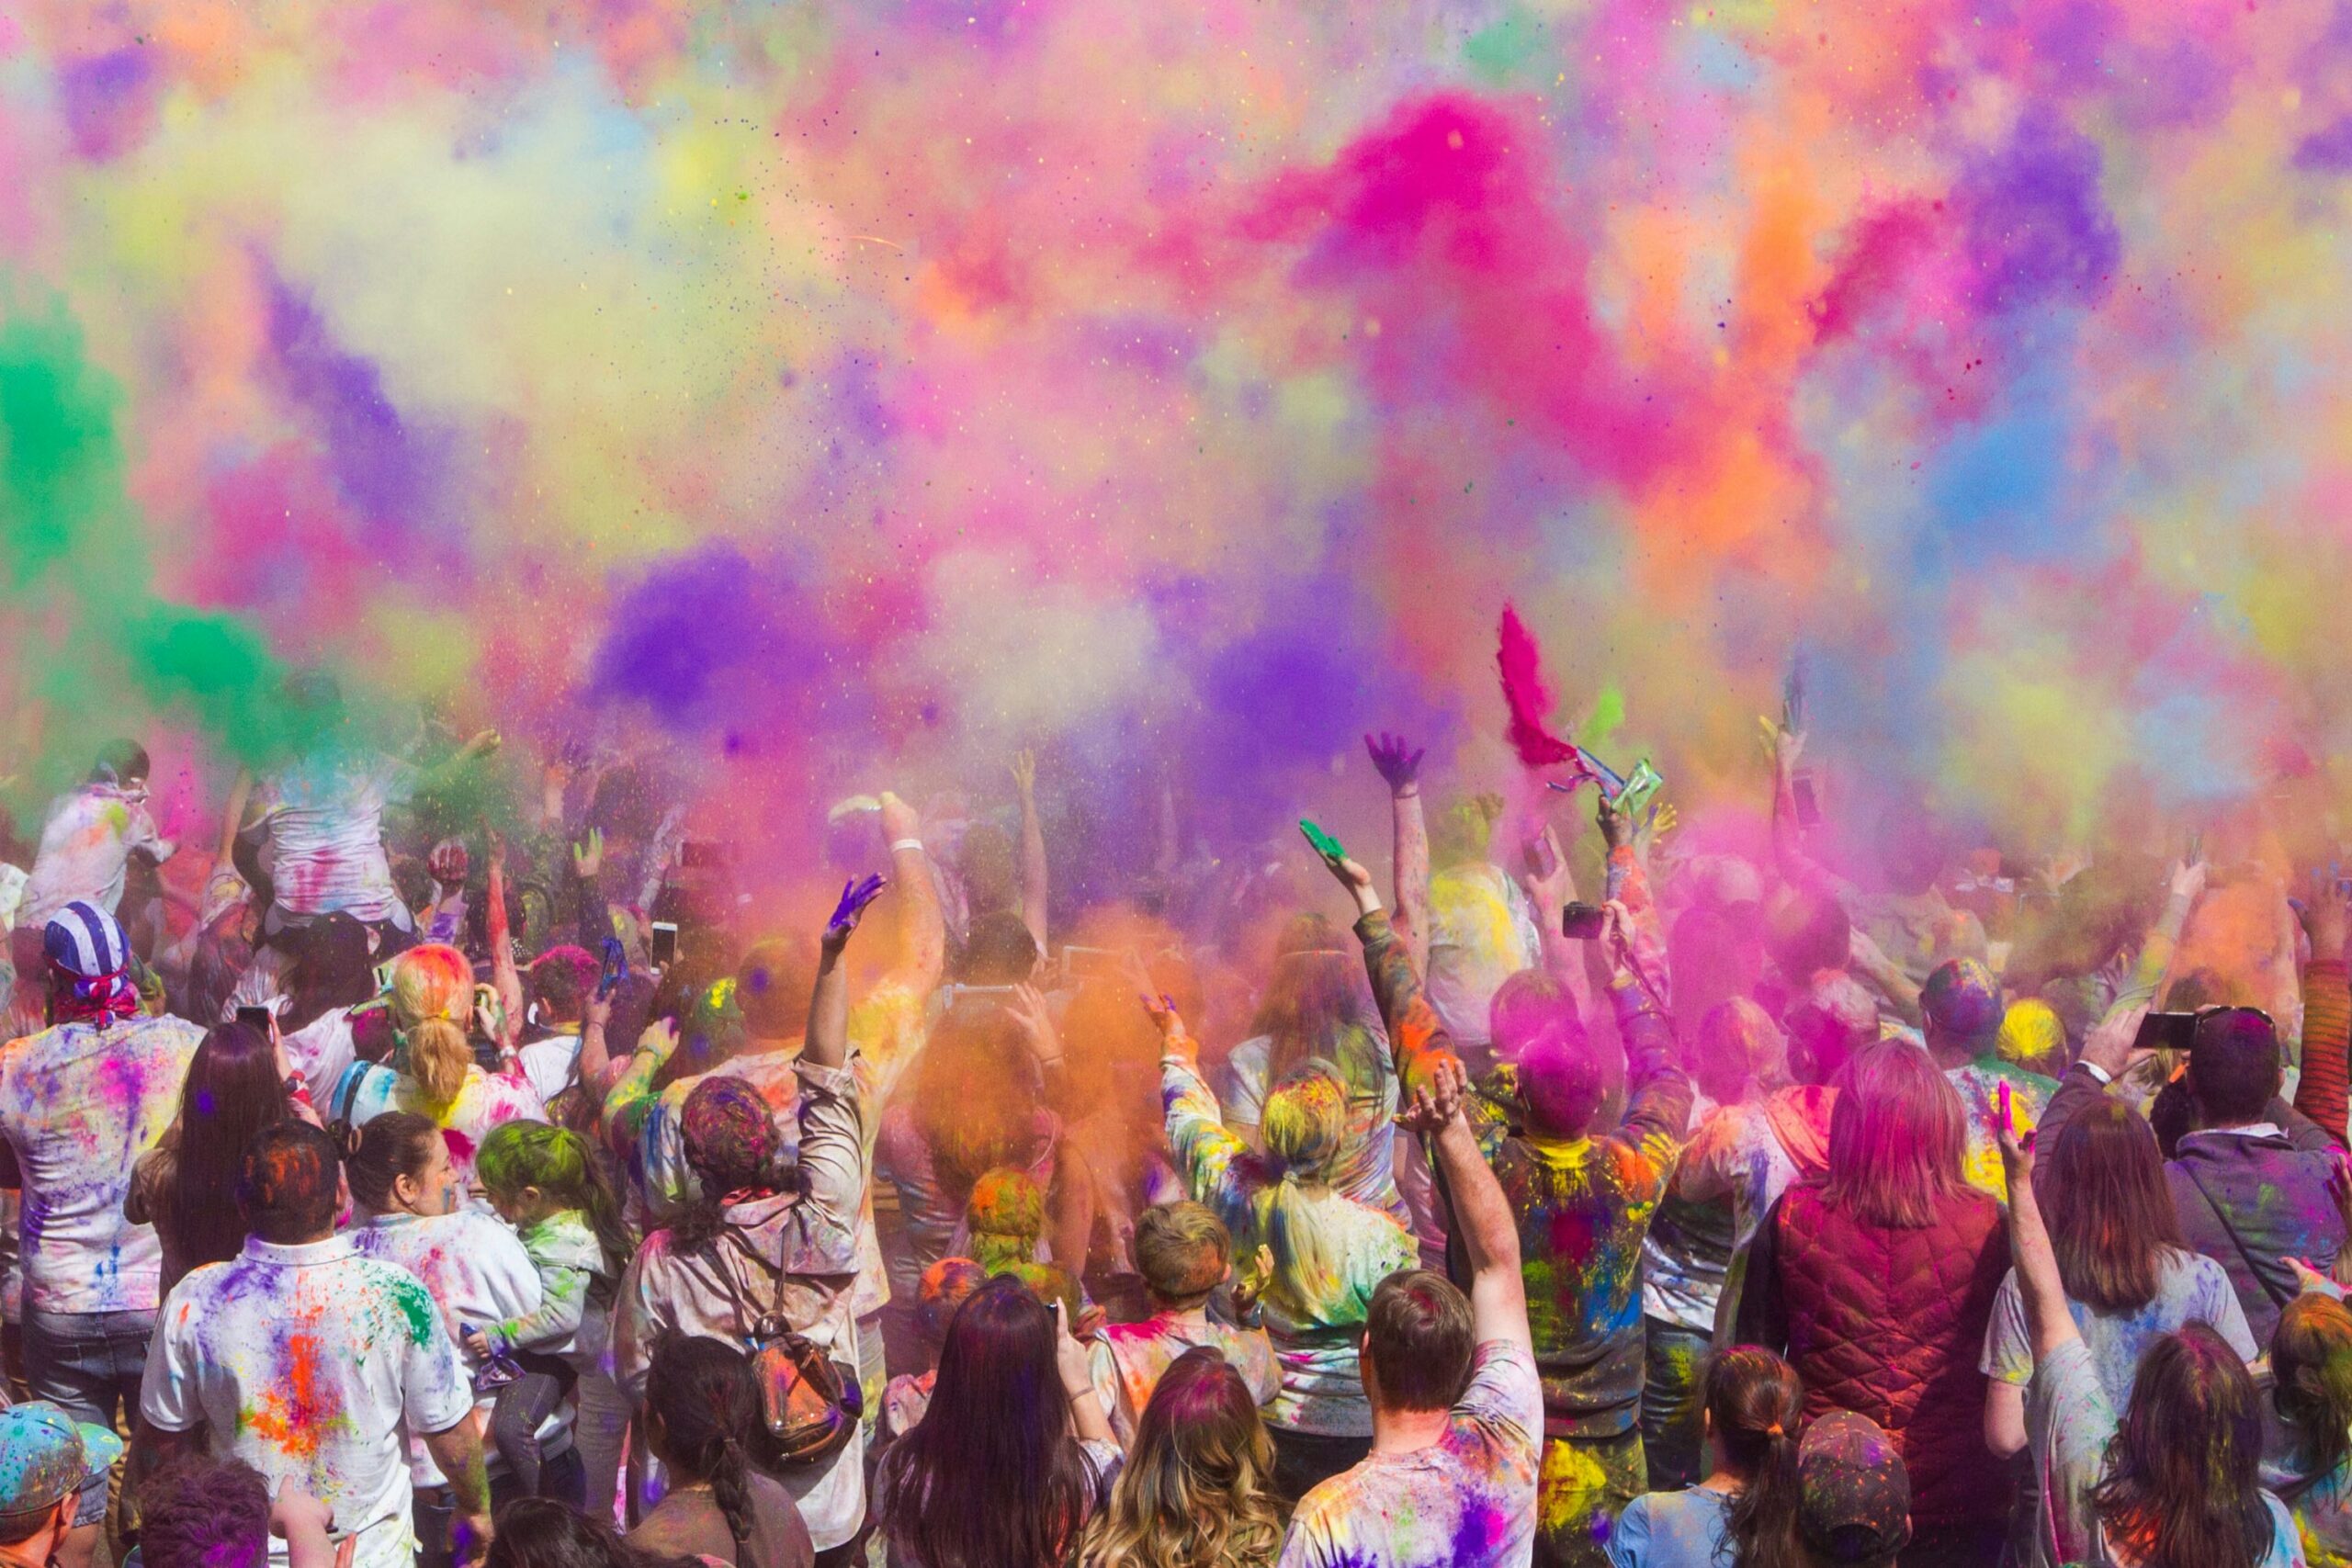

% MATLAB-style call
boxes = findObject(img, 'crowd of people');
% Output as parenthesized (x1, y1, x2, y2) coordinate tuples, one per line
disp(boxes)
(4, 683, 2352, 1568)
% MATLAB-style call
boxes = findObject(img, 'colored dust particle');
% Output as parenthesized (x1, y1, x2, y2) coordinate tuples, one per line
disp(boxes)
(0, 2, 2344, 853)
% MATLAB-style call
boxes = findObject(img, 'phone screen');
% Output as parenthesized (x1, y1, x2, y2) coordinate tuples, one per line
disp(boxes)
(235, 1005, 276, 1035)
(650, 921, 678, 966)
(1561, 902, 1607, 941)
(1792, 772, 1823, 829)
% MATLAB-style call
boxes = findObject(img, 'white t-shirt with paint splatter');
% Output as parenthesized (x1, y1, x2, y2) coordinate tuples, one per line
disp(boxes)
(20, 783, 173, 928)
(141, 1234, 473, 1568)
(0, 1012, 204, 1314)
(1278, 1339, 1544, 1568)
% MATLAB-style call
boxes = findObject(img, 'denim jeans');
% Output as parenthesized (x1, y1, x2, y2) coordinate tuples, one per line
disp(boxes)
(23, 1304, 154, 1431)
(1638, 1317, 1713, 1491)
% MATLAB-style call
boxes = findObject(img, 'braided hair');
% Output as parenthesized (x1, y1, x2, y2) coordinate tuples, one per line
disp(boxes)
(646, 1334, 763, 1557)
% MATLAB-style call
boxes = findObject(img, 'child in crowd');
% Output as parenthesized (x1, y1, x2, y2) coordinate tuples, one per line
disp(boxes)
(464, 1121, 630, 1499)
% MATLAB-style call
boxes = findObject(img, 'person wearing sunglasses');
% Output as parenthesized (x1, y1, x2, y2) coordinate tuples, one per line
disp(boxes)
(2050, 998, 2348, 1348)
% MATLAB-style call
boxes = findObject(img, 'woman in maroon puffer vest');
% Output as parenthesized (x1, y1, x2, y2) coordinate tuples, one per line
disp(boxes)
(1733, 1039, 2012, 1568)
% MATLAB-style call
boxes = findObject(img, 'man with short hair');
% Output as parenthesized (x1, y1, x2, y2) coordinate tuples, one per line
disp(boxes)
(0, 903, 204, 1428)
(141, 1122, 487, 1568)
(1278, 1052, 1539, 1568)
(2162, 1006, 2347, 1344)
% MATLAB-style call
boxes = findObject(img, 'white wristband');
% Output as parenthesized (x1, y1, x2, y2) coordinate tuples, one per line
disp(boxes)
(889, 839, 924, 855)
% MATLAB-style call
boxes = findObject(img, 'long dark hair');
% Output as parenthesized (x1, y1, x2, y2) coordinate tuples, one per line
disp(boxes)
(168, 1021, 297, 1276)
(647, 1337, 761, 1556)
(1248, 914, 1380, 1089)
(278, 912, 377, 1036)
(2270, 1293, 2352, 1490)
(876, 1275, 1099, 1568)
(2042, 1097, 2187, 1313)
(1712, 1347, 1805, 1568)
(2090, 1323, 2272, 1568)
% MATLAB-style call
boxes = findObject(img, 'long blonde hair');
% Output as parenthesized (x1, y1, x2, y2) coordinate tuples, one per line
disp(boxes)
(1254, 1066, 1352, 1313)
(1079, 1348, 1282, 1568)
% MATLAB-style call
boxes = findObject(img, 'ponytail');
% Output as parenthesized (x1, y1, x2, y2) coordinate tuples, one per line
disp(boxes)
(1715, 1346, 1807, 1568)
(1258, 1066, 1350, 1308)
(406, 1018, 471, 1108)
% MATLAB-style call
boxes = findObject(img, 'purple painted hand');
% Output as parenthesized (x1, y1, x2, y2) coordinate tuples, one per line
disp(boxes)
(1364, 731, 1425, 792)
(825, 874, 889, 949)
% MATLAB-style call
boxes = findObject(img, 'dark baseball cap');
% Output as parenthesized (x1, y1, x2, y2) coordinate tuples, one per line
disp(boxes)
(1799, 1410, 1911, 1562)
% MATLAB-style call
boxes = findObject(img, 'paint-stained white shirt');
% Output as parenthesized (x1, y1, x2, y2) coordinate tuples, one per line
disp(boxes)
(141, 1235, 472, 1568)
(0, 1012, 203, 1313)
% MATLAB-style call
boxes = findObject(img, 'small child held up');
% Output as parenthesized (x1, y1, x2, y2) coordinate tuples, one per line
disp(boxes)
(465, 1121, 630, 1501)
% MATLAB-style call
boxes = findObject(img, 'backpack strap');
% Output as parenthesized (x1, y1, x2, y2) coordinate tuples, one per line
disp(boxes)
(2177, 1156, 2279, 1311)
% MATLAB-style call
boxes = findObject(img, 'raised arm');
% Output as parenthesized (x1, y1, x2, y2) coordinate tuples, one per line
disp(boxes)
(1366, 733, 1431, 973)
(1601, 901, 1693, 1149)
(2295, 872, 2350, 1147)
(1312, 834, 1460, 1098)
(483, 825, 524, 1055)
(1998, 1085, 2080, 1361)
(2112, 858, 2206, 1013)
(571, 973, 618, 1110)
(1148, 996, 1253, 1226)
(878, 793, 946, 995)
(1596, 798, 1669, 989)
(1402, 1059, 1529, 1351)
(1013, 750, 1049, 953)
(215, 769, 254, 866)
(2042, 999, 2153, 1155)
(569, 829, 609, 950)
(806, 875, 888, 1071)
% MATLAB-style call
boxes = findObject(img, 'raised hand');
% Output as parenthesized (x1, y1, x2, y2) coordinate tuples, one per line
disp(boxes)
(1232, 1243, 1276, 1315)
(824, 874, 889, 952)
(571, 827, 604, 879)
(1519, 824, 1573, 908)
(428, 839, 470, 890)
(1596, 793, 1627, 851)
(2079, 1001, 2152, 1081)
(1012, 749, 1037, 798)
(1996, 1080, 2036, 1196)
(1008, 982, 1065, 1069)
(2300, 867, 2347, 963)
(1141, 989, 1193, 1062)
(1049, 1300, 1094, 1394)
(1396, 1055, 1467, 1135)
(1758, 715, 1804, 771)
(1364, 731, 1425, 794)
